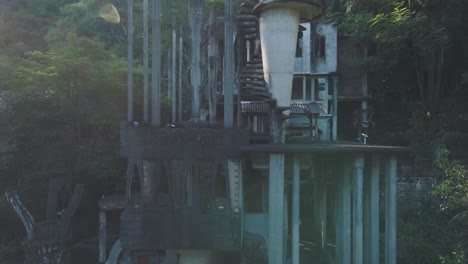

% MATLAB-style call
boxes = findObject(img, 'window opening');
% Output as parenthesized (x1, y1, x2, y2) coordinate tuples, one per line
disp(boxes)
(292, 77, 304, 100)
(313, 35, 326, 58)
(296, 31, 303, 57)
(306, 78, 312, 100)
(315, 78, 327, 101)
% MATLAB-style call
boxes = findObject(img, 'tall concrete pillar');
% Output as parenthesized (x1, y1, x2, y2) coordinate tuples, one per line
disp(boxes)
(320, 184, 327, 248)
(151, 0, 161, 127)
(292, 156, 300, 264)
(342, 159, 352, 264)
(364, 155, 380, 264)
(385, 156, 397, 264)
(98, 210, 106, 264)
(143, 0, 149, 123)
(335, 163, 343, 264)
(269, 153, 285, 264)
(353, 155, 365, 264)
(127, 0, 133, 123)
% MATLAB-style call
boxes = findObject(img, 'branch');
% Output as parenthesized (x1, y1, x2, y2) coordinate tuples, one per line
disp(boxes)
(4, 192, 35, 240)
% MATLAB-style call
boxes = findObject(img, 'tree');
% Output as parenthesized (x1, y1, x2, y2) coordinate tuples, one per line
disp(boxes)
(328, 0, 468, 114)
(433, 149, 468, 262)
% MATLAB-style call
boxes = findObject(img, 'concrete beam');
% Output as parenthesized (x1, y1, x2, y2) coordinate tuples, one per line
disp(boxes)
(385, 156, 397, 264)
(269, 153, 285, 264)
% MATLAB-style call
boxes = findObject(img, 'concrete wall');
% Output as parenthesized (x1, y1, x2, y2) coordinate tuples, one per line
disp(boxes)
(378, 160, 439, 209)
(294, 21, 337, 75)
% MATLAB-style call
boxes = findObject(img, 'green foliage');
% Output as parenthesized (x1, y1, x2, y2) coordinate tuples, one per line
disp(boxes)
(430, 149, 468, 262)
(327, 0, 468, 112)
(440, 243, 466, 264)
(433, 149, 468, 212)
(397, 208, 458, 264)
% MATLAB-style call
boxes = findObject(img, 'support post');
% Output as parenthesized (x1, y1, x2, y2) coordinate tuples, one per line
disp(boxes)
(178, 28, 183, 122)
(98, 210, 107, 264)
(171, 17, 177, 123)
(353, 154, 365, 264)
(127, 0, 133, 123)
(312, 178, 320, 239)
(269, 153, 285, 264)
(189, 0, 204, 123)
(321, 184, 327, 248)
(224, 0, 234, 128)
(143, 0, 149, 123)
(364, 155, 380, 264)
(385, 156, 397, 264)
(292, 156, 300, 264)
(335, 165, 343, 264)
(151, 0, 161, 127)
(342, 159, 352, 264)
(332, 75, 338, 141)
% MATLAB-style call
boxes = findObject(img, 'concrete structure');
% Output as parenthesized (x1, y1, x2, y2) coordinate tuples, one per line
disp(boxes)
(97, 1, 407, 264)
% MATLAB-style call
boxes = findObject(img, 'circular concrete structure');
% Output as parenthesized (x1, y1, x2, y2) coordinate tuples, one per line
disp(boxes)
(254, 0, 324, 108)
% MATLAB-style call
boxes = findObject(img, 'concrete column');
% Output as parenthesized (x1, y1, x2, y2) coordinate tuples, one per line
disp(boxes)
(269, 153, 285, 264)
(98, 210, 106, 263)
(224, 0, 234, 128)
(335, 165, 343, 264)
(385, 156, 397, 264)
(178, 30, 183, 122)
(332, 75, 338, 141)
(151, 0, 161, 127)
(127, 0, 133, 123)
(143, 0, 149, 123)
(364, 155, 380, 264)
(171, 17, 177, 123)
(353, 155, 365, 264)
(321, 185, 327, 248)
(292, 156, 300, 264)
(342, 160, 352, 264)
(312, 178, 321, 240)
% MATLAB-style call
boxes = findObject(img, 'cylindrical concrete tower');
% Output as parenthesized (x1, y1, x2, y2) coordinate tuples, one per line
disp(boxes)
(255, 0, 323, 108)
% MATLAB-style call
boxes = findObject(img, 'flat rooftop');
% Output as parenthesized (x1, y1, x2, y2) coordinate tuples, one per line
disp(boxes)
(241, 141, 410, 153)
